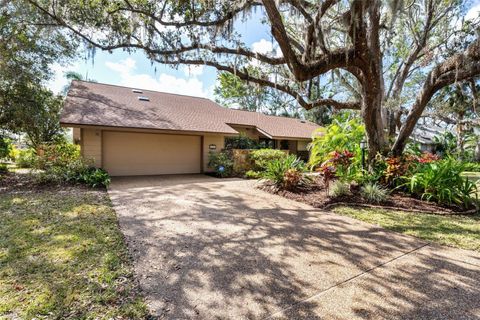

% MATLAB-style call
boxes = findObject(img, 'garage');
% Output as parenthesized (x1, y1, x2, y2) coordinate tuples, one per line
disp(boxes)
(103, 131, 202, 176)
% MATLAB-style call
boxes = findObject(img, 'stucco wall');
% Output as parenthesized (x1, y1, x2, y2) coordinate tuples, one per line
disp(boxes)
(297, 140, 310, 151)
(81, 128, 102, 167)
(203, 134, 225, 172)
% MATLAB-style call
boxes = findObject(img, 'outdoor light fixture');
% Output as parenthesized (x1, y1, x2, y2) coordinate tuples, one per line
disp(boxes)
(360, 139, 367, 171)
(209, 144, 217, 150)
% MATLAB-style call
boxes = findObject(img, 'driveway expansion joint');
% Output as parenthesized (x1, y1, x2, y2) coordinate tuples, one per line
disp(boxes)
(264, 243, 431, 319)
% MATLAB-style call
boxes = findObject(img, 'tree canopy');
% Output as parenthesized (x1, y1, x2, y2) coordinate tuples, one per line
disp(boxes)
(24, 0, 480, 158)
(0, 0, 76, 146)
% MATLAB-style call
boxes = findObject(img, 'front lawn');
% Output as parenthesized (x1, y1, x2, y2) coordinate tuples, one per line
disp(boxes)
(333, 206, 480, 251)
(0, 176, 148, 319)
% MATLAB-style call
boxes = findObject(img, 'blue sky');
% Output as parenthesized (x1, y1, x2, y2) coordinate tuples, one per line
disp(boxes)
(47, 2, 480, 98)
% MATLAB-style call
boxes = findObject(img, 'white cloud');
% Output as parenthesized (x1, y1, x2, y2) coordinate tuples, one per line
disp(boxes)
(105, 58, 211, 98)
(466, 3, 480, 21)
(182, 65, 204, 77)
(47, 62, 80, 94)
(251, 39, 274, 54)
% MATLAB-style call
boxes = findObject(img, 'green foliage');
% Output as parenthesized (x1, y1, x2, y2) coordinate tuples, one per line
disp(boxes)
(0, 2, 76, 146)
(360, 183, 389, 204)
(16, 149, 37, 168)
(249, 148, 287, 172)
(263, 155, 309, 190)
(463, 162, 480, 172)
(78, 168, 111, 188)
(0, 163, 8, 174)
(35, 142, 110, 188)
(401, 158, 477, 208)
(208, 151, 233, 177)
(331, 180, 351, 197)
(0, 137, 12, 159)
(309, 115, 365, 168)
(245, 170, 262, 179)
(224, 133, 260, 150)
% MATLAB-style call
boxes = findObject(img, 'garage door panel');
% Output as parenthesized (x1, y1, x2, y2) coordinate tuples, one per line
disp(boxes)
(103, 132, 201, 176)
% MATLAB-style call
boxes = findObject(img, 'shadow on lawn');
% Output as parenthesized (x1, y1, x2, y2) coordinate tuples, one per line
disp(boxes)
(109, 176, 480, 319)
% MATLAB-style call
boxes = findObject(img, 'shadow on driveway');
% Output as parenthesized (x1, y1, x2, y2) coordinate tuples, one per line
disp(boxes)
(109, 175, 480, 319)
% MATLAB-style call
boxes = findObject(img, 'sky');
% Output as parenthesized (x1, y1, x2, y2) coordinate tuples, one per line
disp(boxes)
(47, 2, 480, 99)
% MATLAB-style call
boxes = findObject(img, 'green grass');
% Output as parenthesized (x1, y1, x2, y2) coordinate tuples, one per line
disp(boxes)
(333, 206, 480, 251)
(0, 188, 148, 319)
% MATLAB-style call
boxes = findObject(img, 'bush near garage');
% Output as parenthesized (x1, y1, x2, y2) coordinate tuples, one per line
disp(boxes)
(34, 142, 111, 188)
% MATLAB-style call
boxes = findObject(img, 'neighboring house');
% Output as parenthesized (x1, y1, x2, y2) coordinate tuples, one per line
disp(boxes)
(411, 124, 453, 153)
(60, 81, 320, 176)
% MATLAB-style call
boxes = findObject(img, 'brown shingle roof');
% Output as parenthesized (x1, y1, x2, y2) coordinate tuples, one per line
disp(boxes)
(61, 81, 320, 139)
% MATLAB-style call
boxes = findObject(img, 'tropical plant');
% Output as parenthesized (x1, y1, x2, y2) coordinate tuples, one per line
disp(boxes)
(245, 170, 262, 179)
(331, 180, 351, 197)
(78, 168, 111, 188)
(360, 183, 389, 204)
(263, 155, 309, 190)
(208, 151, 233, 177)
(309, 115, 365, 168)
(401, 158, 477, 208)
(249, 148, 287, 172)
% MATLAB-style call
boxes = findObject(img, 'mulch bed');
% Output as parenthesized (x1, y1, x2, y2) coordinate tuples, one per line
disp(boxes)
(0, 172, 98, 195)
(257, 178, 477, 215)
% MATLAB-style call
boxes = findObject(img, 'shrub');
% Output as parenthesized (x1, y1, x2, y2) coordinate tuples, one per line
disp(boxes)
(360, 183, 389, 203)
(0, 163, 8, 174)
(35, 142, 111, 188)
(0, 137, 12, 160)
(36, 142, 80, 170)
(331, 180, 351, 197)
(463, 162, 480, 172)
(16, 149, 37, 168)
(8, 144, 19, 162)
(402, 158, 477, 208)
(249, 149, 287, 172)
(224, 133, 260, 150)
(263, 155, 309, 190)
(245, 170, 262, 179)
(78, 168, 111, 188)
(309, 115, 365, 167)
(208, 151, 233, 177)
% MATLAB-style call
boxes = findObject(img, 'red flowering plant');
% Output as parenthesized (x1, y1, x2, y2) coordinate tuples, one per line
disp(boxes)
(328, 150, 355, 181)
(417, 152, 440, 164)
(318, 160, 336, 195)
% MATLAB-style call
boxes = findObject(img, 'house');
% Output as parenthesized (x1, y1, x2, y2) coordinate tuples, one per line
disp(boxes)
(60, 81, 320, 176)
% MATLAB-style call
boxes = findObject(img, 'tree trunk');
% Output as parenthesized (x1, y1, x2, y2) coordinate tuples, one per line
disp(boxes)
(362, 86, 386, 160)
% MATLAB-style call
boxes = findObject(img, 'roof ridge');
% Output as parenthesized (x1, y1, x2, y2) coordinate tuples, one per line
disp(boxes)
(72, 80, 212, 101)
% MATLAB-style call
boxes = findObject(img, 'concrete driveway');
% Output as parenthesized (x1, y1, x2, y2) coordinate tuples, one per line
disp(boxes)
(109, 175, 480, 319)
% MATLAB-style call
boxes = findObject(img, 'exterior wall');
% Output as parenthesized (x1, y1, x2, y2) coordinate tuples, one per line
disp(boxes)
(203, 134, 225, 172)
(81, 128, 102, 167)
(229, 125, 260, 140)
(72, 128, 81, 144)
(297, 140, 310, 151)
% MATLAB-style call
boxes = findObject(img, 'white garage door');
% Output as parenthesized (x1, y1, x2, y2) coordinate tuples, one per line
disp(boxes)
(103, 131, 201, 176)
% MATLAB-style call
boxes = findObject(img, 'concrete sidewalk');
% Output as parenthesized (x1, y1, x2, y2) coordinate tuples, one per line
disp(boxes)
(109, 175, 480, 319)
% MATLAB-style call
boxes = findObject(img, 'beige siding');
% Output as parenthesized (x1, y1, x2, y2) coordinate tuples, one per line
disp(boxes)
(297, 140, 310, 151)
(103, 131, 201, 176)
(203, 135, 225, 172)
(82, 128, 102, 167)
(72, 128, 81, 144)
